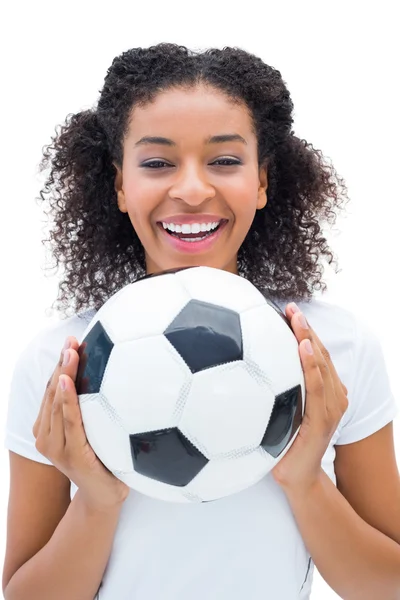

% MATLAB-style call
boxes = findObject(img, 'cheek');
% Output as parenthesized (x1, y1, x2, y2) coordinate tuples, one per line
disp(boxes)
(122, 199, 148, 235)
(224, 175, 259, 212)
(122, 183, 158, 226)
(230, 190, 260, 225)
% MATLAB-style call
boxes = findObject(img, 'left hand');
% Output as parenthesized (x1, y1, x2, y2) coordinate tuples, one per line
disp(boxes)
(271, 302, 349, 494)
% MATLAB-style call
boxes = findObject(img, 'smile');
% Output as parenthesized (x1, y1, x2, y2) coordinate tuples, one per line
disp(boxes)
(157, 219, 228, 253)
(162, 221, 221, 236)
(162, 220, 222, 242)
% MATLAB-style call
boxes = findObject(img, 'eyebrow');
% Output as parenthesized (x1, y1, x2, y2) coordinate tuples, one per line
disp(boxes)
(134, 134, 247, 147)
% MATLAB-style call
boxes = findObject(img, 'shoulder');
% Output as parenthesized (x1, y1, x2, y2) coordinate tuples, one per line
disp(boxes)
(34, 308, 96, 347)
(16, 309, 97, 380)
(288, 296, 391, 373)
(274, 295, 391, 392)
(5, 309, 98, 464)
(273, 295, 358, 351)
(274, 296, 397, 443)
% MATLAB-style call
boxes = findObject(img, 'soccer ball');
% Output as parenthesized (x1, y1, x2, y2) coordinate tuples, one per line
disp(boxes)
(75, 266, 305, 503)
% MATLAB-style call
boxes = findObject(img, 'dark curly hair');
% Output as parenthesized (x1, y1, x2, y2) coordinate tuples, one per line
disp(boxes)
(38, 42, 349, 317)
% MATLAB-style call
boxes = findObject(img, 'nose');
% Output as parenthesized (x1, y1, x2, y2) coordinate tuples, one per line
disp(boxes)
(168, 163, 216, 207)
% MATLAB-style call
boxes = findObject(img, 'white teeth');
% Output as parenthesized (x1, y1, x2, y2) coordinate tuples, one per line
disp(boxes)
(181, 236, 208, 242)
(162, 221, 221, 234)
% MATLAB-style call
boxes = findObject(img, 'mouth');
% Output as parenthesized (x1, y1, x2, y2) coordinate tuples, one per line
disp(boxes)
(156, 218, 229, 253)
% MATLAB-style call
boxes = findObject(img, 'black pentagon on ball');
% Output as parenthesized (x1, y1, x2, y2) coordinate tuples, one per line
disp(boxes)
(261, 384, 303, 458)
(75, 321, 114, 395)
(164, 299, 243, 373)
(130, 427, 209, 487)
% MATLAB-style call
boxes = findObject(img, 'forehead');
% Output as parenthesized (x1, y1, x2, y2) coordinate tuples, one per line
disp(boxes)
(127, 85, 254, 137)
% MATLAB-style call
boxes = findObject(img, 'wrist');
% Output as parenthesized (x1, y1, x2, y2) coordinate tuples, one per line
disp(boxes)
(275, 467, 325, 499)
(77, 483, 129, 514)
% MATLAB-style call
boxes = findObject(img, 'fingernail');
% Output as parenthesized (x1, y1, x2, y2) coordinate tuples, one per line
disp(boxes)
(304, 339, 313, 354)
(62, 349, 70, 367)
(299, 313, 309, 329)
(290, 303, 300, 314)
(59, 375, 67, 391)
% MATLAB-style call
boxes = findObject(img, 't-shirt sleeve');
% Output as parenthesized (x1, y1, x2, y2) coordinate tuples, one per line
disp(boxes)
(4, 328, 62, 465)
(336, 315, 399, 445)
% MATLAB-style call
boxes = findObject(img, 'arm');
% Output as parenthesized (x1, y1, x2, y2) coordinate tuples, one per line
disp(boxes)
(282, 423, 400, 600)
(273, 305, 400, 599)
(5, 488, 123, 600)
(3, 454, 125, 600)
(3, 337, 129, 600)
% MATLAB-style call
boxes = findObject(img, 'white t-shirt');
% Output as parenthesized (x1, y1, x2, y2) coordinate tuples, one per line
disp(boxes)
(4, 297, 398, 600)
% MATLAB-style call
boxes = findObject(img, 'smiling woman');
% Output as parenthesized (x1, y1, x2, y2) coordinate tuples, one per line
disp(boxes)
(113, 86, 268, 275)
(31, 44, 349, 316)
(3, 42, 399, 600)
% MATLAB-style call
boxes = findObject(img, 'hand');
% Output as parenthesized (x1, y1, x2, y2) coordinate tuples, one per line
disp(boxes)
(271, 303, 349, 494)
(33, 337, 129, 510)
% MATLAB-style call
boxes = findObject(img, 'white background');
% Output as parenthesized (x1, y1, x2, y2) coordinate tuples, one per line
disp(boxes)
(0, 1, 399, 598)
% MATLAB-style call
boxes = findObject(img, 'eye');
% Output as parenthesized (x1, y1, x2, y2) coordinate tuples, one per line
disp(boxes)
(140, 158, 242, 169)
(212, 158, 242, 166)
(141, 160, 171, 169)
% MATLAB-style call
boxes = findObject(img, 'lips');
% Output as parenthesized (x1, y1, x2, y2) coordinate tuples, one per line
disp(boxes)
(157, 219, 228, 254)
(162, 221, 221, 235)
(157, 214, 226, 226)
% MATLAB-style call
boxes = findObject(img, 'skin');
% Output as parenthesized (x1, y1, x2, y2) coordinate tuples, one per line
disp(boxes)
(3, 84, 400, 600)
(111, 84, 400, 596)
(113, 84, 268, 275)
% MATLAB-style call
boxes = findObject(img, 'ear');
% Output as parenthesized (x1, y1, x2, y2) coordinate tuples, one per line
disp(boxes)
(113, 163, 127, 213)
(256, 164, 268, 210)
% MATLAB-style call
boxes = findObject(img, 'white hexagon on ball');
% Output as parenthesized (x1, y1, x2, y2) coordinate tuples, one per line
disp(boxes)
(80, 394, 133, 474)
(94, 274, 192, 343)
(184, 446, 274, 502)
(100, 335, 192, 434)
(241, 303, 305, 398)
(175, 266, 267, 314)
(179, 361, 276, 458)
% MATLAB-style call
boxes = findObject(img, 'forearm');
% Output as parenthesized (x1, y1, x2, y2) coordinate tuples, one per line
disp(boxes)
(283, 469, 400, 600)
(4, 488, 124, 600)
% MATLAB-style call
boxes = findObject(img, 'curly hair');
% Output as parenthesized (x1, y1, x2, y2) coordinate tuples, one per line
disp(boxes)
(38, 42, 349, 317)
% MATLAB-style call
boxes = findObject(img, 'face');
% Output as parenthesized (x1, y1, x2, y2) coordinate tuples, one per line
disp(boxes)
(114, 84, 268, 275)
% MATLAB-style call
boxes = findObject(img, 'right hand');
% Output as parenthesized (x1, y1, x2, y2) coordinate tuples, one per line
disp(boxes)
(33, 337, 129, 510)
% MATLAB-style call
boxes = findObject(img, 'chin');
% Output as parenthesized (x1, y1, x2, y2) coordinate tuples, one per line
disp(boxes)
(148, 257, 237, 277)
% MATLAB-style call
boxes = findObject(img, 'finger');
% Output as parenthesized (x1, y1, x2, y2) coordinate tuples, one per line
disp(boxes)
(39, 342, 80, 438)
(50, 346, 80, 446)
(33, 339, 70, 438)
(49, 375, 67, 452)
(300, 329, 349, 423)
(286, 304, 345, 397)
(287, 305, 334, 374)
(305, 331, 347, 398)
(288, 309, 332, 384)
(299, 338, 327, 423)
(61, 373, 89, 452)
(34, 337, 81, 437)
(76, 342, 89, 394)
(287, 303, 326, 352)
(306, 325, 347, 400)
